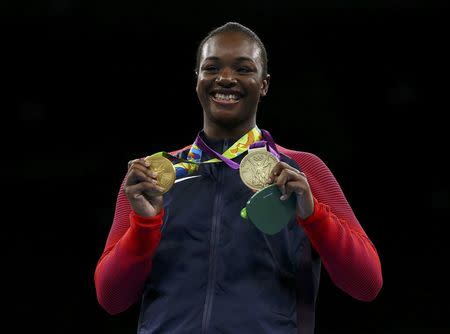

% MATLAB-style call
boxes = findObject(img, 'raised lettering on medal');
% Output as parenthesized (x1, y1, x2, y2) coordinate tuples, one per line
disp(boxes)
(239, 147, 278, 191)
(144, 155, 176, 194)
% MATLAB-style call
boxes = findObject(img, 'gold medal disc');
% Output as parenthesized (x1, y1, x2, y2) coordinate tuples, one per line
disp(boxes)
(239, 147, 279, 191)
(144, 155, 176, 194)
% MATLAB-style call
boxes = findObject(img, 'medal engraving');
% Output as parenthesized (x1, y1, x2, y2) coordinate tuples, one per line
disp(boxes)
(144, 155, 176, 194)
(239, 148, 278, 191)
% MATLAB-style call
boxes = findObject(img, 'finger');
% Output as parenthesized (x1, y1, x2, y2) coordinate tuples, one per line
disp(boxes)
(128, 158, 145, 168)
(282, 162, 302, 175)
(276, 169, 302, 198)
(280, 181, 303, 201)
(125, 182, 165, 198)
(126, 169, 157, 186)
(270, 161, 285, 181)
(275, 169, 292, 195)
(137, 163, 159, 178)
(128, 158, 149, 169)
(128, 161, 158, 178)
(128, 158, 152, 170)
(270, 161, 302, 182)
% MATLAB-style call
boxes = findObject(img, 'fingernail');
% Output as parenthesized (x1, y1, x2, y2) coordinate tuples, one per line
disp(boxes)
(144, 161, 150, 167)
(280, 195, 287, 200)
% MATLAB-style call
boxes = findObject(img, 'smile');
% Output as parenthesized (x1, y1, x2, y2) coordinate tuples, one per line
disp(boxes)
(210, 93, 241, 105)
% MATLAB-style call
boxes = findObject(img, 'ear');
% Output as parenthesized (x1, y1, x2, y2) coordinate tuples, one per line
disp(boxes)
(260, 74, 270, 97)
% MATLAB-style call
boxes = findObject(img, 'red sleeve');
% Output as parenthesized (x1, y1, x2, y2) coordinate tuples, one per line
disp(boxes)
(94, 177, 164, 314)
(279, 147, 383, 301)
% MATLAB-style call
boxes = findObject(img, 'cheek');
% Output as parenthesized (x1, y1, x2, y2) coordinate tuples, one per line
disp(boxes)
(248, 79, 262, 95)
(196, 78, 209, 95)
(196, 80, 211, 106)
(195, 78, 201, 91)
(247, 86, 262, 101)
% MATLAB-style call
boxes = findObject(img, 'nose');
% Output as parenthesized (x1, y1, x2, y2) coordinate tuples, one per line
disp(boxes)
(215, 68, 237, 86)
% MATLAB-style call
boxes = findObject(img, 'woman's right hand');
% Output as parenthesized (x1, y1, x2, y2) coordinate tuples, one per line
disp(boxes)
(124, 158, 165, 217)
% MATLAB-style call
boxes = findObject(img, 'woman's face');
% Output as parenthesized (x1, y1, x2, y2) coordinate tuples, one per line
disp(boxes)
(196, 31, 269, 129)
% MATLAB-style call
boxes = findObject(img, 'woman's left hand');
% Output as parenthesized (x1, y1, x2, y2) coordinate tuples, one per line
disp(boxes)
(269, 162, 315, 220)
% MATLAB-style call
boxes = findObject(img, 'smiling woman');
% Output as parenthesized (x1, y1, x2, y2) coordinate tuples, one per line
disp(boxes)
(195, 28, 270, 139)
(94, 22, 382, 334)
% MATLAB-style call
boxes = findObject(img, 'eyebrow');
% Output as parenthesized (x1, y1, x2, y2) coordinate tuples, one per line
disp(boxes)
(203, 56, 256, 63)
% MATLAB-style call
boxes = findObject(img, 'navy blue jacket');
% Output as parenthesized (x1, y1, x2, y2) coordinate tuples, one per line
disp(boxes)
(137, 135, 321, 334)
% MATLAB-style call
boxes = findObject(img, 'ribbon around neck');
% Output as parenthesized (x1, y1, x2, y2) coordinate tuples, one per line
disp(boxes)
(149, 126, 279, 178)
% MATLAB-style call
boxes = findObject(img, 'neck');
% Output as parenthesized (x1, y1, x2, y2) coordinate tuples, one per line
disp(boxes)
(203, 120, 256, 141)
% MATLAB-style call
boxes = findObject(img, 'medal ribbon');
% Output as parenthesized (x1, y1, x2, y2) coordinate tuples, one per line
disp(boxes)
(247, 129, 280, 159)
(150, 126, 279, 178)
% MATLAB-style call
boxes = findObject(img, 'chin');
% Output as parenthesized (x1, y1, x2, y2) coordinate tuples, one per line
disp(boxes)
(208, 111, 243, 128)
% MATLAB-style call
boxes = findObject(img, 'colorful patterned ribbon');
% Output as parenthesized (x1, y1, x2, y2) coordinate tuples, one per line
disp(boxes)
(150, 126, 279, 178)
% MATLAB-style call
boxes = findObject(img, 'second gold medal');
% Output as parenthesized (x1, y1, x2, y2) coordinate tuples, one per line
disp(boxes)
(239, 147, 278, 191)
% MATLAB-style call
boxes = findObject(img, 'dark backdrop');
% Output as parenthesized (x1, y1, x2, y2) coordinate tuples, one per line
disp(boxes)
(3, 1, 448, 333)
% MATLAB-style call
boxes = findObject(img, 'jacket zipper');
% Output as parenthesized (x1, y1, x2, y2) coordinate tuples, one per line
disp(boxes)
(201, 139, 227, 334)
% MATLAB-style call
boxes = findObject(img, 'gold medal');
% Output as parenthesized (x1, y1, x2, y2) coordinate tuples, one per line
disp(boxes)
(144, 155, 176, 194)
(239, 147, 278, 191)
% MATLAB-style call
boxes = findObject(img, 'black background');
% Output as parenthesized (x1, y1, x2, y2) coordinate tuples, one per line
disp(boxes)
(3, 1, 449, 333)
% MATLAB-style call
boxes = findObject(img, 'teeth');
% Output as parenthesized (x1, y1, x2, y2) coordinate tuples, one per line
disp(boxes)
(214, 93, 240, 101)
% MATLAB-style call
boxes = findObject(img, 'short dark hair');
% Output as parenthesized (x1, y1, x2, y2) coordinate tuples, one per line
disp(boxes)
(195, 22, 268, 78)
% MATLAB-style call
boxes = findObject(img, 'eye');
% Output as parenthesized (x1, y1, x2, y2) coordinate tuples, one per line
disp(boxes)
(202, 65, 219, 72)
(237, 67, 252, 73)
